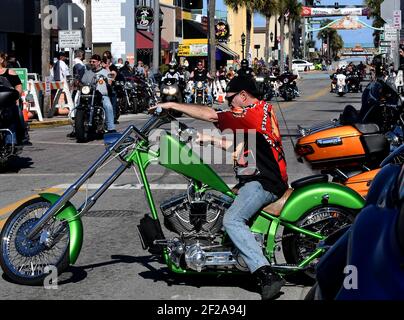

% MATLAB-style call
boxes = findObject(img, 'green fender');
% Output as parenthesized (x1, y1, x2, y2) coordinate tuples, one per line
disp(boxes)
(279, 182, 366, 223)
(39, 193, 83, 265)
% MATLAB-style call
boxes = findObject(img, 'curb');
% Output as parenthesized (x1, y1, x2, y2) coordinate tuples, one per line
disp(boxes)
(28, 119, 71, 129)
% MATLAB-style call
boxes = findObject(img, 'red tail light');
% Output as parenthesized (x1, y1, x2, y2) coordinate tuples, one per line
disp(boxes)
(295, 144, 314, 156)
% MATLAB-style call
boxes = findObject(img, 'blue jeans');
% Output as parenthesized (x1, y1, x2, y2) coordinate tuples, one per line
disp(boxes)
(223, 181, 278, 273)
(102, 96, 115, 131)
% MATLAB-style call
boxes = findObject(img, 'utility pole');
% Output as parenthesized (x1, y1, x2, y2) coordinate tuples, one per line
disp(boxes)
(208, 0, 216, 75)
(302, 0, 307, 59)
(40, 0, 51, 118)
(68, 4, 74, 75)
(153, 0, 160, 75)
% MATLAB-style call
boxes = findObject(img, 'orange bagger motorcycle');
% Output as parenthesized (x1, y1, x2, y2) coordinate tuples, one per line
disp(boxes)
(295, 79, 403, 197)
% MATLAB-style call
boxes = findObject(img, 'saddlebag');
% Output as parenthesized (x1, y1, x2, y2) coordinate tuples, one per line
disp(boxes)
(137, 215, 165, 255)
(296, 125, 389, 170)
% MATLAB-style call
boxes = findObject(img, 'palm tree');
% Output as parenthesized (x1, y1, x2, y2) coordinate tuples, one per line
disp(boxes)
(40, 0, 51, 117)
(208, 0, 216, 75)
(285, 0, 302, 71)
(224, 0, 256, 61)
(365, 0, 384, 47)
(256, 0, 277, 66)
(317, 20, 344, 60)
(274, 0, 288, 73)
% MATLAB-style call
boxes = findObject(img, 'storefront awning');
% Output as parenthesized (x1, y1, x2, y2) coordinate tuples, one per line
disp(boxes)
(136, 30, 169, 50)
(217, 43, 239, 60)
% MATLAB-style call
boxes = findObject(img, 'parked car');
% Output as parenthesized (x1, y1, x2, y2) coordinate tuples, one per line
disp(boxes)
(292, 59, 315, 72)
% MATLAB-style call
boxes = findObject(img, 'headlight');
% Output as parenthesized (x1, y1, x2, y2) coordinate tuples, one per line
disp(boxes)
(168, 88, 177, 95)
(283, 78, 289, 84)
(81, 86, 91, 95)
(256, 77, 264, 83)
(197, 82, 203, 89)
(125, 83, 133, 89)
(162, 88, 170, 94)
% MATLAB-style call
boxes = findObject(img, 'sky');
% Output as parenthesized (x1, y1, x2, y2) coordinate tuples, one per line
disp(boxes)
(204, 0, 374, 48)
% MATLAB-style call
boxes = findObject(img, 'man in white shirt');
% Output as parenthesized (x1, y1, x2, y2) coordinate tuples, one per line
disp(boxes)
(53, 52, 70, 82)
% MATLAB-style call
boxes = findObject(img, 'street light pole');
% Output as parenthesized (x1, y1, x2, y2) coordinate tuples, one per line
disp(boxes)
(241, 32, 246, 60)
(153, 0, 160, 75)
(270, 32, 274, 62)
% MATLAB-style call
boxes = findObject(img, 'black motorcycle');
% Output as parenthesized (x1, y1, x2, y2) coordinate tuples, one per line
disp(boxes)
(160, 78, 183, 103)
(160, 78, 183, 117)
(278, 73, 298, 101)
(256, 75, 277, 101)
(74, 74, 108, 143)
(0, 86, 22, 167)
(346, 71, 363, 93)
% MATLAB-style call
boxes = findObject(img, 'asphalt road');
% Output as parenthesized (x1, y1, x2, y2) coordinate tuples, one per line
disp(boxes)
(0, 72, 365, 300)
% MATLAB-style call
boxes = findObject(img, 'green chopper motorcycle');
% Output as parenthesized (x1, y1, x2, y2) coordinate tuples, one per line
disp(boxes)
(0, 108, 365, 286)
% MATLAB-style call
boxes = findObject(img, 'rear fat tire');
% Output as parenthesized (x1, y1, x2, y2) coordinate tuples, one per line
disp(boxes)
(0, 198, 70, 286)
(281, 206, 356, 285)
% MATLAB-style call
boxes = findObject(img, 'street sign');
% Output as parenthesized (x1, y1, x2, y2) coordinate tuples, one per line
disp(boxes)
(11, 68, 28, 91)
(380, 41, 391, 47)
(58, 30, 82, 49)
(381, 0, 400, 25)
(136, 6, 154, 30)
(393, 10, 402, 30)
(380, 46, 389, 54)
(384, 26, 398, 41)
(58, 3, 84, 30)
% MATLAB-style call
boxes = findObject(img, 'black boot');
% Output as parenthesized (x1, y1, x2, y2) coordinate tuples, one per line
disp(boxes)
(253, 266, 285, 300)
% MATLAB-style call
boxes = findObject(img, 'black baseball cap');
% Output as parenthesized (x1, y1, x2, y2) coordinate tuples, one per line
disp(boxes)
(226, 76, 259, 97)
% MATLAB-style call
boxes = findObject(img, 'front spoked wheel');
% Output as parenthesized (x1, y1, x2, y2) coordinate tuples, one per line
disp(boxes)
(282, 206, 355, 284)
(0, 198, 70, 286)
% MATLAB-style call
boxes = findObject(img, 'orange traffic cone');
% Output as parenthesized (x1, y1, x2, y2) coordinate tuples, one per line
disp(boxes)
(22, 108, 29, 122)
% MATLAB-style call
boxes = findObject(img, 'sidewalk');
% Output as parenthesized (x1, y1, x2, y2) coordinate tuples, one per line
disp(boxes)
(27, 116, 71, 129)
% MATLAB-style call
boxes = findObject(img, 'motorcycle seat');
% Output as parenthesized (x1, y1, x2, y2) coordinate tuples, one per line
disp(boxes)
(104, 132, 136, 150)
(290, 174, 329, 189)
(354, 123, 380, 134)
(263, 188, 293, 216)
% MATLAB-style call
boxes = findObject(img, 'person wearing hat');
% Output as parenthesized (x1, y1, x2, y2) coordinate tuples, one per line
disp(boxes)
(237, 59, 255, 78)
(154, 76, 288, 300)
(80, 54, 116, 133)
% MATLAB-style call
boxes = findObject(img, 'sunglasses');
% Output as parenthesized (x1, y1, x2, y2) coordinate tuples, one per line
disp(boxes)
(225, 92, 239, 106)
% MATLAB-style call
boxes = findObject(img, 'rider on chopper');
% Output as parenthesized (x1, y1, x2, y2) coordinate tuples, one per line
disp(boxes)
(155, 76, 288, 300)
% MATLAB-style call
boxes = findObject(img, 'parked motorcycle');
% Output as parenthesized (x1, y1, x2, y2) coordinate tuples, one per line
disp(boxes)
(113, 80, 133, 115)
(74, 74, 109, 143)
(0, 86, 23, 167)
(0, 108, 365, 286)
(305, 159, 404, 300)
(277, 73, 298, 101)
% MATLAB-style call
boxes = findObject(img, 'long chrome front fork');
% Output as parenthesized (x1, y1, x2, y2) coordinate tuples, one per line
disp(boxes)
(27, 125, 137, 240)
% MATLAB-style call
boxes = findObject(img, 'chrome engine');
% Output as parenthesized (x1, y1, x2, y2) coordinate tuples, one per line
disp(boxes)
(158, 186, 267, 272)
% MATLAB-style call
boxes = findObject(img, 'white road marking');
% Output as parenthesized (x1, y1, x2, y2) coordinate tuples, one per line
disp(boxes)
(53, 183, 236, 190)
(0, 172, 236, 177)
